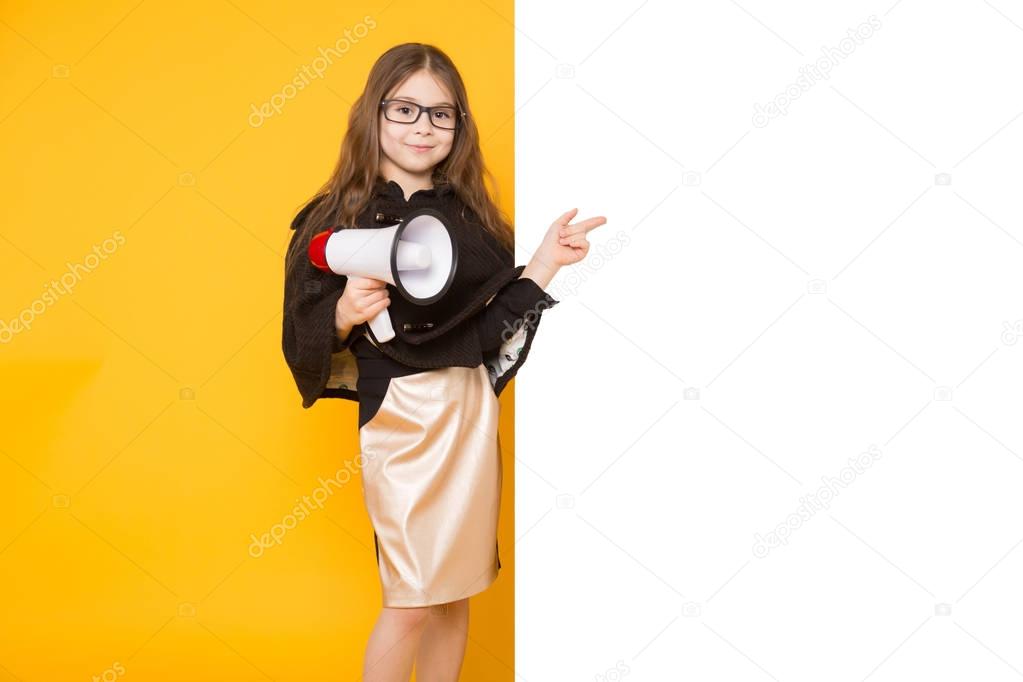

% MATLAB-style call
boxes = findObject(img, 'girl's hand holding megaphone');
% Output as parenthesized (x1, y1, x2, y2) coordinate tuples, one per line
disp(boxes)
(335, 276, 390, 343)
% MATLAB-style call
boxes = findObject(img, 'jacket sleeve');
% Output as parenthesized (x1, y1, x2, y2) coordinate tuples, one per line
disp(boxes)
(282, 198, 357, 408)
(474, 276, 559, 354)
(332, 321, 367, 353)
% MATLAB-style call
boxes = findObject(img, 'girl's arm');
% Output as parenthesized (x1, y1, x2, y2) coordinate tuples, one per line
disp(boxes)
(519, 258, 558, 292)
(282, 231, 349, 406)
(474, 274, 559, 354)
(333, 317, 368, 353)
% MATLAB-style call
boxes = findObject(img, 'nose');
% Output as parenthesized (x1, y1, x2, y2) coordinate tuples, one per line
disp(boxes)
(412, 109, 434, 134)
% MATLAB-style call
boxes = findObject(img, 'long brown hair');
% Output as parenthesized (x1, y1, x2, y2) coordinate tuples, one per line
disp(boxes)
(287, 43, 514, 275)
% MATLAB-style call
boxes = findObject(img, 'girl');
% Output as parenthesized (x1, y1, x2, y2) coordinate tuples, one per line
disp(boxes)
(282, 43, 605, 681)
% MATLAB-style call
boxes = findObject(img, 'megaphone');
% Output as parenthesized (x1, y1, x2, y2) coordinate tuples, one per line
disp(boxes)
(308, 207, 458, 343)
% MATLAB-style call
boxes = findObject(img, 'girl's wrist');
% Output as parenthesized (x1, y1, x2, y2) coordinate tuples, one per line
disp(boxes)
(335, 312, 353, 341)
(520, 259, 557, 290)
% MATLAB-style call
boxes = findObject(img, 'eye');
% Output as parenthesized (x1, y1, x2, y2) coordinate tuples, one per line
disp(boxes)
(434, 110, 451, 119)
(397, 106, 412, 115)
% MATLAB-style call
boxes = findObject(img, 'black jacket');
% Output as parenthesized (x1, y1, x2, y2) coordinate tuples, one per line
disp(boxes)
(282, 178, 559, 408)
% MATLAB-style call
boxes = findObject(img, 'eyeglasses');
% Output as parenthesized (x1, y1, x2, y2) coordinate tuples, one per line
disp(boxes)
(380, 99, 464, 130)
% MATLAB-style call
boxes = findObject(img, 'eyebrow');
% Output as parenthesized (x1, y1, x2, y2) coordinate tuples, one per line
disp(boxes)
(392, 95, 455, 107)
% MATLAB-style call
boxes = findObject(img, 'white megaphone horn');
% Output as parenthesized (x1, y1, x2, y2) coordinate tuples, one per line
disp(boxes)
(308, 207, 458, 343)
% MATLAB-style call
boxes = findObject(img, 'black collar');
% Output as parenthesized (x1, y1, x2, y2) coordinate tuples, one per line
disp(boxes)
(373, 178, 455, 202)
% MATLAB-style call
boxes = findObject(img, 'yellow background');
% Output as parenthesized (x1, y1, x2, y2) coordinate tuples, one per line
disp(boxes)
(0, 1, 516, 679)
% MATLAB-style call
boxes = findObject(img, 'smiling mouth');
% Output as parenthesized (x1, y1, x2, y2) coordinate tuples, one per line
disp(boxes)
(408, 144, 434, 150)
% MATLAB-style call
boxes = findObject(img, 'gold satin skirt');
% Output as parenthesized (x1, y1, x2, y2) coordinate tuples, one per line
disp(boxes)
(358, 363, 502, 608)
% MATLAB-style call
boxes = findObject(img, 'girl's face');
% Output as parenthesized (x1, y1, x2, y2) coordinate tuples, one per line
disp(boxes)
(378, 69, 456, 181)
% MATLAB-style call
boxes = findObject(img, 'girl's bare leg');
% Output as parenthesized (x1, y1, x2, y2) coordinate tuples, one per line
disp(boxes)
(363, 606, 431, 682)
(413, 599, 470, 681)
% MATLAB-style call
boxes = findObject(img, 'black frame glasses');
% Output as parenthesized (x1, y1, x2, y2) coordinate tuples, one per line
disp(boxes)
(380, 98, 465, 130)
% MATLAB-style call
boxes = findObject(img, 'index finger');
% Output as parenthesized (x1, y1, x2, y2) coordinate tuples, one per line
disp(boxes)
(564, 216, 607, 234)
